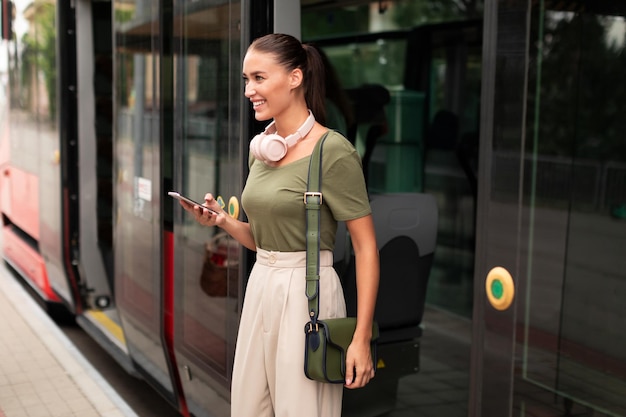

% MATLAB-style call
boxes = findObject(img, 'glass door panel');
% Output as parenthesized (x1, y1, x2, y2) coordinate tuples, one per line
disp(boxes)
(480, 1, 626, 416)
(517, 3, 626, 415)
(171, 2, 242, 415)
(114, 0, 174, 395)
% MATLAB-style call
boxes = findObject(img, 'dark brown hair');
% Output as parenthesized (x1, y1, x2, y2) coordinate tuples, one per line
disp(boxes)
(311, 43, 355, 128)
(249, 33, 327, 125)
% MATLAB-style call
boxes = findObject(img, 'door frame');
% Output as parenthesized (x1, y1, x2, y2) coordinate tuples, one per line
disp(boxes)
(470, 0, 531, 415)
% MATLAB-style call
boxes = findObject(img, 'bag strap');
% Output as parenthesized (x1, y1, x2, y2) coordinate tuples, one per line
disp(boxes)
(305, 134, 328, 327)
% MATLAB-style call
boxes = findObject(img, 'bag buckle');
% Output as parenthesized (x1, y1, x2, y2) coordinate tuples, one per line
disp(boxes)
(306, 322, 319, 333)
(304, 192, 323, 205)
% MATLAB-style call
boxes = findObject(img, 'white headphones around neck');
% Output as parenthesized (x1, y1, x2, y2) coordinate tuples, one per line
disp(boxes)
(249, 110, 315, 163)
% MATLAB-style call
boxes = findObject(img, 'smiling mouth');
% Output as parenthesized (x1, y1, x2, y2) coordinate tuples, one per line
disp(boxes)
(252, 100, 266, 108)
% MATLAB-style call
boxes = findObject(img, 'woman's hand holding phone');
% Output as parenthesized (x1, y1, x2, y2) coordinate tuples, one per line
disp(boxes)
(168, 191, 221, 220)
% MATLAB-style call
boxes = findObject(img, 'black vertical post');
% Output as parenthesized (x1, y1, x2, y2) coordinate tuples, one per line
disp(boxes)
(57, 1, 83, 311)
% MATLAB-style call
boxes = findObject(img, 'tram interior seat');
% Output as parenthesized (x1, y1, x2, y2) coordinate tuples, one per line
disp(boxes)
(334, 192, 438, 344)
(337, 193, 437, 417)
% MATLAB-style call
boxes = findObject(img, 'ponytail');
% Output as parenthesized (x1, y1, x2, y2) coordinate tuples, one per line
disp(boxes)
(302, 44, 327, 125)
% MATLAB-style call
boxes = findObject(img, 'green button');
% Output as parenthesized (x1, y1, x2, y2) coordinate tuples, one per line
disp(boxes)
(491, 279, 504, 300)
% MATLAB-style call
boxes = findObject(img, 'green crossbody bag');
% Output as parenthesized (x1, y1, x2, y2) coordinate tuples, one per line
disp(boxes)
(303, 135, 379, 384)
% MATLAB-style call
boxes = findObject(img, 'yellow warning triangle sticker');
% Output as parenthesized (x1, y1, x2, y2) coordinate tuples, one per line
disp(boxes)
(376, 358, 386, 369)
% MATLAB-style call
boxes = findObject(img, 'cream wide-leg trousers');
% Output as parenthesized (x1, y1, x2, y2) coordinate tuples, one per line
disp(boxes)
(230, 248, 346, 417)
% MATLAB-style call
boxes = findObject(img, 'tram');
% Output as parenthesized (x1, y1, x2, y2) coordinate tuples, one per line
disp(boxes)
(1, 0, 625, 416)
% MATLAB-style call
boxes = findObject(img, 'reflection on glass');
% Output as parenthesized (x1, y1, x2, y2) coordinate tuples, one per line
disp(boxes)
(114, 0, 175, 393)
(520, 6, 626, 416)
(424, 35, 481, 318)
(174, 1, 241, 386)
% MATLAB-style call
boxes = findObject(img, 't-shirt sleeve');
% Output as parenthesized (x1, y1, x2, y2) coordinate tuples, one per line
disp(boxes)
(322, 133, 371, 221)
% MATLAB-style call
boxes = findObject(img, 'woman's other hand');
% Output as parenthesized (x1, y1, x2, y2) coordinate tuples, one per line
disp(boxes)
(344, 214, 379, 389)
(344, 336, 376, 389)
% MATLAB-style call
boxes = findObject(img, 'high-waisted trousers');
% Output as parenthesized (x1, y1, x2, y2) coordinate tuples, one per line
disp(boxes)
(231, 248, 346, 417)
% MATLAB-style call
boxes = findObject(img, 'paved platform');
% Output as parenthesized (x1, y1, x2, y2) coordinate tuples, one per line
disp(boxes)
(0, 267, 137, 417)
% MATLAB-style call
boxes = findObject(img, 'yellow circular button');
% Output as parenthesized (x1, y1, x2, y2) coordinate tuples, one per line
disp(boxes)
(485, 266, 515, 311)
(228, 196, 240, 219)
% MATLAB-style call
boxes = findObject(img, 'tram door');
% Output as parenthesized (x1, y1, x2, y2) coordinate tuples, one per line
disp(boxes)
(300, 1, 626, 417)
(475, 1, 626, 416)
(113, 0, 180, 403)
(168, 2, 243, 417)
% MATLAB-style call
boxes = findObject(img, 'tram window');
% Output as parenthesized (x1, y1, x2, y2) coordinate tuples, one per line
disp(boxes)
(322, 40, 406, 89)
(306, 17, 482, 317)
(320, 40, 414, 188)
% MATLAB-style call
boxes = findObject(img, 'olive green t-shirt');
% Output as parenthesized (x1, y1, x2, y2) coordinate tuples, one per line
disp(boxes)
(241, 130, 371, 252)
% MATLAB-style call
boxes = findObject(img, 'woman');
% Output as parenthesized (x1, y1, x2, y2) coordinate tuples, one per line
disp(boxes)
(181, 33, 379, 417)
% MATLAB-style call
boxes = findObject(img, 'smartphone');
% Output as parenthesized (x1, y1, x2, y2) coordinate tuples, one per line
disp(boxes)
(168, 191, 220, 215)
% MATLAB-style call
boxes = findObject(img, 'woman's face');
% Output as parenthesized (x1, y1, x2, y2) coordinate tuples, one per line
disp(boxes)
(242, 48, 301, 122)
